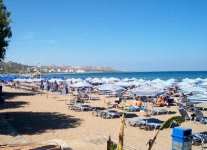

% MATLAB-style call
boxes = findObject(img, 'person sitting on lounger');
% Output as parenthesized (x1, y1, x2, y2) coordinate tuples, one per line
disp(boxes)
(156, 96, 165, 107)
(132, 97, 143, 108)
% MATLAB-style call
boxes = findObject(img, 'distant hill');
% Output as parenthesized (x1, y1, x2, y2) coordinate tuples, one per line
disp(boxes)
(0, 61, 117, 74)
(0, 61, 29, 74)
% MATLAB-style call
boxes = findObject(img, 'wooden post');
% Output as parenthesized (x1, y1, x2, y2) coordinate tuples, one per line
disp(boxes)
(117, 113, 125, 150)
(107, 136, 112, 150)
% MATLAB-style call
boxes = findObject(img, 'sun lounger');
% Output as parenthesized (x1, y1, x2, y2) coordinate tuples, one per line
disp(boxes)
(145, 122, 162, 130)
(69, 99, 86, 103)
(194, 110, 207, 124)
(124, 106, 140, 112)
(140, 118, 163, 130)
(127, 119, 145, 127)
(192, 132, 207, 148)
(70, 105, 93, 111)
(107, 102, 118, 108)
(178, 108, 194, 121)
(151, 109, 169, 115)
(127, 118, 163, 130)
(101, 110, 121, 119)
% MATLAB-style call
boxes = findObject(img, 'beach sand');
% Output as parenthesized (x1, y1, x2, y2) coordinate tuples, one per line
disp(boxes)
(0, 86, 206, 150)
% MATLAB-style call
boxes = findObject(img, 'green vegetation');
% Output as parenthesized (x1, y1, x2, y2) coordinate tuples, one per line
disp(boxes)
(0, 0, 12, 61)
(0, 61, 29, 74)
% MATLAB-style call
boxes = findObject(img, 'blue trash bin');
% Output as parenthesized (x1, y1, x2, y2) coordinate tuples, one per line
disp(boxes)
(172, 127, 192, 150)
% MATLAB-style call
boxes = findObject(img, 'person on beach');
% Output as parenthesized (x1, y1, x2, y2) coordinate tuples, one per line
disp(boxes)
(44, 80, 50, 91)
(156, 95, 165, 107)
(62, 83, 68, 95)
(53, 81, 58, 92)
(132, 97, 143, 108)
(40, 80, 44, 90)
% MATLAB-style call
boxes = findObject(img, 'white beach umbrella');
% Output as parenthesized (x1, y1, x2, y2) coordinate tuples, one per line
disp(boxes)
(69, 81, 93, 88)
(97, 84, 125, 92)
(49, 78, 63, 83)
(66, 78, 83, 83)
(90, 78, 103, 85)
(129, 86, 164, 96)
(180, 86, 206, 95)
(188, 94, 207, 103)
(114, 81, 133, 87)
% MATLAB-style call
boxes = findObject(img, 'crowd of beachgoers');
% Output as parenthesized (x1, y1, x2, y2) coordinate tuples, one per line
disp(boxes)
(0, 74, 207, 149)
(1, 75, 207, 102)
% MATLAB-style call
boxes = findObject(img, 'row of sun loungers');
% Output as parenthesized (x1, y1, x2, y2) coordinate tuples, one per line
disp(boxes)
(178, 108, 207, 124)
(68, 103, 121, 119)
(127, 118, 163, 130)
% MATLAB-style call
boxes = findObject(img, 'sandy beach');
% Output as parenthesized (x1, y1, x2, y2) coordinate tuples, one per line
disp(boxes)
(0, 86, 207, 150)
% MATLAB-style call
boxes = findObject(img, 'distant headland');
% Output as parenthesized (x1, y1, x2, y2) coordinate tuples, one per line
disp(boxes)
(0, 61, 118, 74)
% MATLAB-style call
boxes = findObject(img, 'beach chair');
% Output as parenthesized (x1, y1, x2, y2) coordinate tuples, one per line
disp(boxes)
(151, 109, 169, 115)
(192, 132, 207, 149)
(107, 102, 118, 108)
(124, 106, 140, 112)
(194, 110, 207, 124)
(140, 96, 148, 102)
(101, 110, 121, 119)
(178, 108, 194, 121)
(71, 105, 92, 111)
(127, 119, 146, 127)
(141, 118, 163, 130)
(177, 103, 195, 112)
(69, 99, 85, 104)
(92, 109, 103, 117)
(145, 122, 162, 130)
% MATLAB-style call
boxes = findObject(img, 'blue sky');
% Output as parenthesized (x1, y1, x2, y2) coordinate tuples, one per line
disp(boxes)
(4, 0, 207, 71)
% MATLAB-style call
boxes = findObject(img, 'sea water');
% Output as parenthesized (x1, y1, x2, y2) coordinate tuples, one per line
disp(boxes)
(44, 71, 207, 80)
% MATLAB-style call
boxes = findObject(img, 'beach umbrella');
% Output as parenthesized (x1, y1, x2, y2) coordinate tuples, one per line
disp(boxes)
(97, 84, 125, 92)
(90, 78, 103, 85)
(114, 81, 132, 88)
(128, 86, 164, 96)
(49, 78, 64, 83)
(69, 81, 93, 88)
(66, 78, 83, 83)
(180, 86, 206, 95)
(187, 94, 207, 103)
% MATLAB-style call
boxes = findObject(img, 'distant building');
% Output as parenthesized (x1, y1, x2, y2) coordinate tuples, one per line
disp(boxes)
(76, 69, 85, 73)
(41, 68, 48, 73)
(49, 69, 55, 73)
(27, 68, 31, 72)
(57, 69, 61, 72)
(68, 69, 74, 73)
